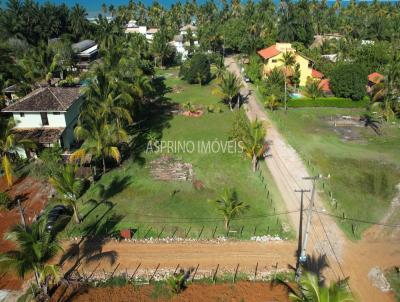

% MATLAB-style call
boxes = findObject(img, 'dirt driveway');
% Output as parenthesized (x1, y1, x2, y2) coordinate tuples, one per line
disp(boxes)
(225, 56, 400, 302)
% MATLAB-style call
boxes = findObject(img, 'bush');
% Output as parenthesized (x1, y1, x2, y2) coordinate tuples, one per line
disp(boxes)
(329, 63, 368, 100)
(0, 192, 13, 210)
(30, 147, 63, 179)
(179, 53, 211, 85)
(288, 97, 369, 108)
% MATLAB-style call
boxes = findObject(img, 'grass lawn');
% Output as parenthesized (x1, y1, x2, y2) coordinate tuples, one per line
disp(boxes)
(386, 268, 400, 302)
(64, 68, 293, 240)
(265, 107, 400, 239)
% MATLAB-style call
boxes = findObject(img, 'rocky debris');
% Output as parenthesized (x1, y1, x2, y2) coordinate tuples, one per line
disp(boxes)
(250, 235, 283, 242)
(149, 156, 193, 181)
(69, 235, 290, 244)
(368, 267, 391, 292)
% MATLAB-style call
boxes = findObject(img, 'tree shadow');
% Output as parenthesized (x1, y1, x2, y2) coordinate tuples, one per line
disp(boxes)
(302, 254, 329, 286)
(60, 211, 123, 280)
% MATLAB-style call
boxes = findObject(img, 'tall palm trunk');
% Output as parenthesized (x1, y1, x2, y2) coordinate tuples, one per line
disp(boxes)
(102, 152, 107, 174)
(284, 79, 288, 113)
(224, 217, 230, 231)
(236, 94, 240, 109)
(229, 97, 233, 111)
(252, 154, 258, 172)
(2, 154, 13, 187)
(72, 204, 80, 223)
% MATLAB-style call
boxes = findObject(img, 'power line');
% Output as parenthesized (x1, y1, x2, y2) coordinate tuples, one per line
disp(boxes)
(314, 210, 400, 228)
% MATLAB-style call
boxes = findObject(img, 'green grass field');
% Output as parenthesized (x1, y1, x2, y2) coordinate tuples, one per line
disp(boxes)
(266, 107, 400, 239)
(65, 68, 293, 240)
(386, 268, 400, 302)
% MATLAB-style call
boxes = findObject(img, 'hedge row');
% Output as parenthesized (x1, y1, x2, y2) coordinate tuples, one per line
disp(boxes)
(288, 97, 370, 108)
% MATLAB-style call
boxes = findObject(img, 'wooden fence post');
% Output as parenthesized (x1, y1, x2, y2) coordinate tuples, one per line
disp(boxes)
(149, 264, 160, 283)
(197, 226, 204, 239)
(212, 225, 218, 238)
(173, 264, 180, 274)
(157, 226, 165, 239)
(185, 226, 191, 238)
(110, 263, 120, 278)
(129, 263, 141, 281)
(233, 264, 240, 283)
(254, 262, 258, 281)
(191, 264, 199, 282)
(213, 264, 219, 284)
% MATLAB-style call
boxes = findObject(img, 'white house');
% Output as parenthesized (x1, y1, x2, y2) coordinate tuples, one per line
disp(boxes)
(179, 24, 197, 36)
(2, 86, 83, 158)
(124, 20, 147, 35)
(146, 28, 159, 41)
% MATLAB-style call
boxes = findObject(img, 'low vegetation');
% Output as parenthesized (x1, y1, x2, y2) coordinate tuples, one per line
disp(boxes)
(267, 107, 400, 238)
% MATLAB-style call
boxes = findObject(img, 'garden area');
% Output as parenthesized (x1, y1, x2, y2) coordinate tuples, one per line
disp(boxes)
(63, 67, 293, 240)
(266, 107, 400, 239)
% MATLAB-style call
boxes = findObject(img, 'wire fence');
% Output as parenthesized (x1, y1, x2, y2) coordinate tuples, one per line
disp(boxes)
(70, 261, 292, 286)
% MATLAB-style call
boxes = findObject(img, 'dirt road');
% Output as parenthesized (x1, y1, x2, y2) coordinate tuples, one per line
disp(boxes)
(60, 240, 297, 275)
(225, 57, 400, 302)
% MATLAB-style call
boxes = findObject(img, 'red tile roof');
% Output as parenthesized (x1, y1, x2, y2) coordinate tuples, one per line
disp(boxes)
(368, 72, 384, 84)
(257, 45, 281, 60)
(311, 69, 324, 79)
(319, 79, 331, 92)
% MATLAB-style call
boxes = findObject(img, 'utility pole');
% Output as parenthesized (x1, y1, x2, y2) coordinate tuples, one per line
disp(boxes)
(299, 175, 320, 264)
(295, 189, 310, 281)
(17, 198, 26, 229)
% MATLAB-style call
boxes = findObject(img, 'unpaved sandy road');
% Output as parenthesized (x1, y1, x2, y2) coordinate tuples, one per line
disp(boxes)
(225, 57, 400, 302)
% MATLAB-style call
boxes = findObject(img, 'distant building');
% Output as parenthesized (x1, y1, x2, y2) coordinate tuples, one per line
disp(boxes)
(124, 20, 147, 35)
(146, 28, 159, 41)
(72, 40, 99, 70)
(2, 87, 83, 158)
(257, 43, 324, 86)
(367, 72, 384, 93)
(179, 24, 197, 36)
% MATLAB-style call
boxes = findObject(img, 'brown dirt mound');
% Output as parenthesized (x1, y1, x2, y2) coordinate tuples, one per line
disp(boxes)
(51, 281, 290, 302)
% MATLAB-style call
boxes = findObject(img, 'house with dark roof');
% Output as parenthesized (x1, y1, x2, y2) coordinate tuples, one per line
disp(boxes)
(257, 43, 324, 86)
(2, 86, 83, 158)
(72, 40, 99, 70)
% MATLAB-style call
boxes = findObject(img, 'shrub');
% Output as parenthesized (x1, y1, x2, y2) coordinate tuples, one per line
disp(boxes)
(288, 97, 369, 108)
(180, 53, 211, 85)
(329, 63, 368, 100)
(0, 192, 13, 210)
(167, 270, 187, 294)
(244, 55, 262, 83)
(30, 147, 63, 179)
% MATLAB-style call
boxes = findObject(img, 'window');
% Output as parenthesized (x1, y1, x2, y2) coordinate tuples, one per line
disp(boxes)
(53, 112, 61, 115)
(41, 112, 49, 126)
(19, 113, 25, 117)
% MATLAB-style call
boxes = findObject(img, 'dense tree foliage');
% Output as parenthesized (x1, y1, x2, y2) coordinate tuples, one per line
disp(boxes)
(180, 53, 211, 85)
(330, 63, 368, 100)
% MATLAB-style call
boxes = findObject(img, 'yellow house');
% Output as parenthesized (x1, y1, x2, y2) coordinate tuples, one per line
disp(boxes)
(257, 43, 324, 86)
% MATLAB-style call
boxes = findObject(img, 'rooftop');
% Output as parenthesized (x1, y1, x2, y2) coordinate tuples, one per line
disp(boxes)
(147, 28, 159, 34)
(180, 24, 197, 32)
(11, 127, 65, 144)
(257, 45, 281, 60)
(311, 69, 324, 79)
(72, 40, 96, 53)
(2, 87, 80, 112)
(368, 72, 384, 84)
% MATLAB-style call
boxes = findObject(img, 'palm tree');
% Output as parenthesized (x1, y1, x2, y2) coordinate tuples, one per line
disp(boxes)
(0, 118, 34, 187)
(240, 120, 267, 172)
(265, 94, 281, 111)
(209, 189, 250, 231)
(304, 79, 324, 99)
(214, 57, 226, 82)
(69, 4, 89, 39)
(49, 164, 84, 223)
(70, 114, 129, 175)
(287, 272, 354, 302)
(0, 220, 62, 298)
(279, 51, 296, 112)
(212, 71, 243, 111)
